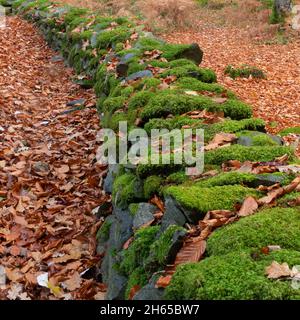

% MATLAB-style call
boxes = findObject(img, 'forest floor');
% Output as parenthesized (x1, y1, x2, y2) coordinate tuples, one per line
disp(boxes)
(0, 16, 108, 300)
(59, 0, 300, 134)
(162, 27, 300, 134)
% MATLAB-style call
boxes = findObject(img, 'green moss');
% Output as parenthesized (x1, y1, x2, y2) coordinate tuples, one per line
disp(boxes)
(141, 93, 214, 121)
(141, 92, 252, 122)
(225, 65, 266, 79)
(165, 185, 260, 217)
(128, 91, 155, 111)
(205, 145, 294, 165)
(237, 131, 279, 146)
(165, 249, 300, 300)
(146, 225, 186, 271)
(207, 207, 300, 256)
(104, 111, 128, 131)
(125, 267, 148, 299)
(144, 116, 202, 134)
(204, 118, 266, 142)
(135, 78, 161, 90)
(110, 84, 134, 98)
(96, 219, 112, 242)
(195, 172, 256, 188)
(144, 175, 164, 199)
(161, 65, 217, 83)
(127, 59, 147, 75)
(120, 226, 160, 275)
(96, 27, 131, 49)
(175, 77, 236, 98)
(112, 173, 144, 208)
(102, 96, 126, 113)
(279, 127, 300, 137)
(277, 192, 300, 206)
(166, 171, 190, 185)
(129, 203, 140, 216)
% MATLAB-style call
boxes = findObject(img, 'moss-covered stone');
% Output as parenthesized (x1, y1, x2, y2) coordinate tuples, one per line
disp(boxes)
(279, 127, 300, 137)
(145, 225, 186, 272)
(205, 145, 294, 165)
(128, 91, 155, 111)
(225, 65, 266, 79)
(207, 207, 300, 256)
(165, 185, 260, 217)
(125, 267, 148, 299)
(144, 175, 164, 199)
(102, 96, 126, 113)
(175, 77, 236, 98)
(120, 226, 160, 275)
(165, 249, 300, 300)
(112, 173, 145, 208)
(166, 171, 190, 185)
(96, 219, 112, 243)
(161, 65, 217, 83)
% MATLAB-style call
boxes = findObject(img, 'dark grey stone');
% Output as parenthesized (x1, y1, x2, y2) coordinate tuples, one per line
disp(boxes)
(51, 55, 64, 62)
(125, 70, 153, 82)
(161, 197, 188, 231)
(116, 62, 128, 78)
(180, 43, 203, 65)
(133, 203, 157, 230)
(248, 174, 285, 188)
(66, 98, 86, 107)
(133, 274, 165, 300)
(237, 131, 283, 147)
(103, 164, 121, 194)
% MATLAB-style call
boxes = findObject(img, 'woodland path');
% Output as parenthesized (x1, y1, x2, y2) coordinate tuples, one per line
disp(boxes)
(0, 16, 107, 300)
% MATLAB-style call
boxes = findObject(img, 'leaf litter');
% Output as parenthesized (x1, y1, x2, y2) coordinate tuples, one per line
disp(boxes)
(0, 17, 108, 300)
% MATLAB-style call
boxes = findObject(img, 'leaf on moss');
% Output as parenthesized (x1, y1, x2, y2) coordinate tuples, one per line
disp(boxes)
(238, 196, 258, 217)
(265, 261, 291, 279)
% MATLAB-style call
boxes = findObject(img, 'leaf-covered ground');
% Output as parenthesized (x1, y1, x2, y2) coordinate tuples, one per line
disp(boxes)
(162, 27, 300, 134)
(0, 17, 108, 300)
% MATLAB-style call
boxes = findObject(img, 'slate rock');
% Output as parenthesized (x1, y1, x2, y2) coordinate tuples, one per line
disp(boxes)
(103, 164, 121, 194)
(125, 70, 153, 82)
(160, 196, 188, 231)
(133, 274, 165, 300)
(248, 174, 286, 188)
(133, 203, 157, 230)
(180, 43, 203, 65)
(66, 98, 86, 107)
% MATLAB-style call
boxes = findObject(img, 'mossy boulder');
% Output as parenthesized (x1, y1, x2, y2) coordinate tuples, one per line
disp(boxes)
(237, 131, 282, 146)
(165, 185, 261, 222)
(112, 173, 145, 208)
(207, 207, 300, 256)
(205, 145, 294, 165)
(165, 249, 300, 300)
(144, 175, 164, 198)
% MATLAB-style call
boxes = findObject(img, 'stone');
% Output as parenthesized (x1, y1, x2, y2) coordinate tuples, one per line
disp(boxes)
(50, 55, 64, 62)
(125, 70, 153, 82)
(103, 164, 121, 194)
(133, 203, 157, 230)
(116, 62, 128, 78)
(180, 43, 203, 65)
(66, 98, 86, 107)
(133, 274, 165, 300)
(237, 131, 283, 147)
(248, 174, 285, 188)
(274, 0, 292, 14)
(160, 196, 188, 232)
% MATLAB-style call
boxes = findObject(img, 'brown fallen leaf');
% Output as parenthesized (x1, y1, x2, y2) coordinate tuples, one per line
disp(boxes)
(155, 275, 172, 288)
(128, 285, 141, 300)
(238, 196, 258, 217)
(265, 261, 291, 279)
(64, 272, 82, 291)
